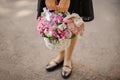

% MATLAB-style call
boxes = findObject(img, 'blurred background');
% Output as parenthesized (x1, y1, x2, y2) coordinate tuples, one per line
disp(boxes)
(0, 0, 120, 80)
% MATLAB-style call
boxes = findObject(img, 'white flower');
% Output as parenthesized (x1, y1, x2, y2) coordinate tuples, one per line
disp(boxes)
(46, 13, 51, 21)
(43, 7, 52, 21)
(44, 31, 52, 37)
(58, 12, 63, 16)
(58, 23, 67, 30)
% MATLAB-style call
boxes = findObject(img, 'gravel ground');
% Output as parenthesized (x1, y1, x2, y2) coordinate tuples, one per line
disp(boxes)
(0, 0, 120, 80)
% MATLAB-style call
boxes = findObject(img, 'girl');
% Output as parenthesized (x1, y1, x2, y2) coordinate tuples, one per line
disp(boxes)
(37, 0, 94, 79)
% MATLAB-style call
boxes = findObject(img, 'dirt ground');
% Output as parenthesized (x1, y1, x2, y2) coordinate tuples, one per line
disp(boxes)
(0, 0, 120, 80)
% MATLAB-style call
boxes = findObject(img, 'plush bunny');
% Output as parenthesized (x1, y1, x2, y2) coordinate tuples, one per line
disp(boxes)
(64, 13, 85, 36)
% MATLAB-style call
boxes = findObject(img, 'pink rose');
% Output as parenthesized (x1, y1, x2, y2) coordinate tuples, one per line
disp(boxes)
(37, 21, 44, 31)
(38, 16, 42, 21)
(58, 35, 65, 41)
(39, 31, 44, 37)
(52, 32, 58, 38)
(56, 16, 63, 23)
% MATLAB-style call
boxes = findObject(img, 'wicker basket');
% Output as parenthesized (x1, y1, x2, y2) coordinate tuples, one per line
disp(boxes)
(44, 37, 71, 51)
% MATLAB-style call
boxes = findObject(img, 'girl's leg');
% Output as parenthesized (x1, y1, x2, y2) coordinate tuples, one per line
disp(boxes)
(64, 37, 77, 67)
(53, 50, 65, 63)
(62, 37, 77, 78)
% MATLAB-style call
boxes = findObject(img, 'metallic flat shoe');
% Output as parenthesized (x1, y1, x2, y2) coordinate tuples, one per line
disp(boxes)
(61, 65, 72, 79)
(46, 61, 63, 72)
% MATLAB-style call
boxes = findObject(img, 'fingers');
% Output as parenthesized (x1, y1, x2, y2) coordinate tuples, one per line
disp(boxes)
(57, 6, 63, 12)
(45, 0, 57, 10)
(46, 6, 57, 11)
(48, 6, 57, 10)
(57, 3, 68, 12)
(45, 0, 70, 12)
(57, 0, 70, 13)
(57, 6, 68, 12)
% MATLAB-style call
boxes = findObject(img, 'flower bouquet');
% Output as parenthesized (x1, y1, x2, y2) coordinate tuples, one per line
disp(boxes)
(37, 7, 84, 51)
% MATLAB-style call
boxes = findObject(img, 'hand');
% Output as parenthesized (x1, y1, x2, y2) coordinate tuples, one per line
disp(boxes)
(57, 0, 70, 12)
(45, 0, 58, 10)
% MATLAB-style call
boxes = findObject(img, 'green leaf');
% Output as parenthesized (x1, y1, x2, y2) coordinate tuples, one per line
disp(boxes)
(70, 34, 76, 39)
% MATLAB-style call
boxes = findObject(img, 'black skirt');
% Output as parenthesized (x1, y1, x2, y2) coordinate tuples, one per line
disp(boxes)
(37, 0, 94, 22)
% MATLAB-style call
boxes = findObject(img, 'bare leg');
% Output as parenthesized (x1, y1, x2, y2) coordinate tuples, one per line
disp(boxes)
(46, 50, 65, 71)
(63, 37, 77, 70)
(47, 50, 65, 66)
(53, 50, 65, 63)
(61, 37, 77, 78)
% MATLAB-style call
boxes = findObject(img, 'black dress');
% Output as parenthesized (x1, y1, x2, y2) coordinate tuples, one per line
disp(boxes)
(37, 0, 94, 22)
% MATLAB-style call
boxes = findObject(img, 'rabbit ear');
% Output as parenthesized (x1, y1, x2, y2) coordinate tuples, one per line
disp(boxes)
(63, 13, 82, 21)
(63, 14, 73, 21)
(70, 13, 80, 18)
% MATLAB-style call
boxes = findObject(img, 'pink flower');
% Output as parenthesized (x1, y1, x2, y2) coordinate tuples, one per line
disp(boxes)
(64, 29, 72, 38)
(38, 16, 42, 21)
(44, 26, 49, 31)
(44, 20, 50, 25)
(39, 31, 44, 37)
(51, 12, 56, 15)
(37, 21, 44, 31)
(52, 32, 58, 38)
(53, 18, 58, 23)
(57, 28, 62, 34)
(58, 35, 65, 41)
(36, 8, 78, 42)
(56, 16, 63, 23)
(49, 21, 55, 27)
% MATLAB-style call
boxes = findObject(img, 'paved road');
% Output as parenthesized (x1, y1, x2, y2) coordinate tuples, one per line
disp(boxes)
(0, 0, 120, 80)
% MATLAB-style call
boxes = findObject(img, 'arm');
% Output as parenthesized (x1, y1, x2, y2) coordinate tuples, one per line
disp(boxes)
(57, 0, 70, 12)
(45, 0, 58, 10)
